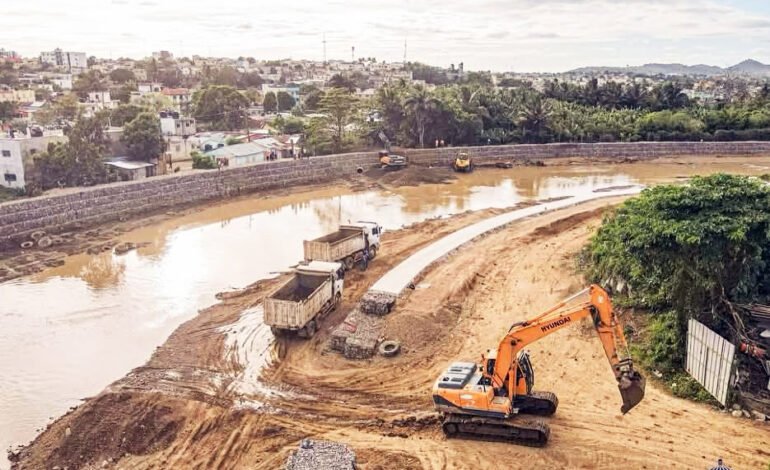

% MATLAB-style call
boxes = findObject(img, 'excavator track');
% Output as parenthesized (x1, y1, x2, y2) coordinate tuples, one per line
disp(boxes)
(441, 414, 550, 447)
(514, 391, 559, 416)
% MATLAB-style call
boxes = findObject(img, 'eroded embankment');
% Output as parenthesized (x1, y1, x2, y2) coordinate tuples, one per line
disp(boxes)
(14, 196, 769, 470)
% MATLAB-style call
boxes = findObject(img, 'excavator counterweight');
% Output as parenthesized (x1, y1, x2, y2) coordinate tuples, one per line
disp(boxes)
(432, 284, 645, 446)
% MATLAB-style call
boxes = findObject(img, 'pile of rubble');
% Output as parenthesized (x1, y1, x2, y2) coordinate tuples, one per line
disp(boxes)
(285, 439, 356, 470)
(330, 308, 383, 359)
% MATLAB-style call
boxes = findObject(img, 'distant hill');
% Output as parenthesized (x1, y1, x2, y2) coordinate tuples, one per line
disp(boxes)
(568, 59, 770, 77)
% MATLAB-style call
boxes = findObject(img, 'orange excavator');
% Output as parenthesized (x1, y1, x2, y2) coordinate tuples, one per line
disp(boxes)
(432, 285, 645, 447)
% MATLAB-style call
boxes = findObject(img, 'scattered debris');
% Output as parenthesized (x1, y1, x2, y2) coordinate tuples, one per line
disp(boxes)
(285, 439, 356, 470)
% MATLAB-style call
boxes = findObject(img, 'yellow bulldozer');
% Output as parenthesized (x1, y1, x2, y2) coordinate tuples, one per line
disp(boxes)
(452, 152, 474, 172)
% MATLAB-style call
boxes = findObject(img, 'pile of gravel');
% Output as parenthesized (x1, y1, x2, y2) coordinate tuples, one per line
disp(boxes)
(285, 439, 356, 470)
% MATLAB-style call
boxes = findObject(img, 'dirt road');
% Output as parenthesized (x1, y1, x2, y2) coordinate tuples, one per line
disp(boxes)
(13, 197, 769, 469)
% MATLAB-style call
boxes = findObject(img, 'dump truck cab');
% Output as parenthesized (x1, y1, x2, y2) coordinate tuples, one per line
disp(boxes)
(297, 260, 345, 297)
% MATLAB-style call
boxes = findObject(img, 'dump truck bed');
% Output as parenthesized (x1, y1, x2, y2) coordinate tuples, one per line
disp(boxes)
(304, 227, 365, 262)
(264, 272, 332, 329)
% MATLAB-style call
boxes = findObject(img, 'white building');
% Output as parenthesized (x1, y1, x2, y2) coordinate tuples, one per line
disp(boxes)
(48, 73, 73, 90)
(159, 111, 196, 136)
(161, 88, 192, 110)
(83, 91, 117, 116)
(0, 130, 66, 189)
(137, 82, 163, 94)
(40, 49, 88, 73)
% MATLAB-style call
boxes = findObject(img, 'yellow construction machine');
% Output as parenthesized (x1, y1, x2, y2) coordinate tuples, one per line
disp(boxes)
(432, 284, 645, 446)
(452, 152, 474, 172)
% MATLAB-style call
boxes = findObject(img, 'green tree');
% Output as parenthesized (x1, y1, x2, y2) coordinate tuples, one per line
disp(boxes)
(192, 86, 249, 130)
(277, 91, 296, 111)
(318, 88, 358, 152)
(517, 94, 552, 143)
(302, 86, 323, 111)
(263, 91, 277, 113)
(275, 115, 305, 134)
(110, 104, 144, 127)
(34, 116, 110, 189)
(72, 70, 107, 99)
(0, 101, 17, 121)
(121, 112, 166, 161)
(326, 74, 357, 92)
(404, 85, 439, 147)
(587, 174, 770, 336)
(109, 68, 136, 84)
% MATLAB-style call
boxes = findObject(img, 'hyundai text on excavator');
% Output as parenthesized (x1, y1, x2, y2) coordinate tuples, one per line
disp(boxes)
(432, 284, 645, 447)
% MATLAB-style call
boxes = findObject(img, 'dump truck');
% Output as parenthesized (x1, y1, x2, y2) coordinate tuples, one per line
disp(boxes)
(264, 261, 345, 338)
(303, 222, 382, 270)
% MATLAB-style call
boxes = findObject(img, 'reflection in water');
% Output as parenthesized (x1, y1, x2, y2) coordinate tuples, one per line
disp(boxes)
(80, 254, 126, 290)
(2, 159, 770, 464)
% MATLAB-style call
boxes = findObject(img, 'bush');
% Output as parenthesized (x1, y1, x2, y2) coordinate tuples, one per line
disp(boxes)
(631, 311, 684, 374)
(191, 151, 216, 170)
(586, 174, 770, 396)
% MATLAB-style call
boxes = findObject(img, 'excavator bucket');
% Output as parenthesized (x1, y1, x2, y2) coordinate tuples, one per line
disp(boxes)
(618, 371, 646, 414)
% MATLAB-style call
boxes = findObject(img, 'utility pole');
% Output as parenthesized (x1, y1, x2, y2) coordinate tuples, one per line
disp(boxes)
(323, 33, 327, 64)
(403, 38, 407, 64)
(351, 46, 355, 62)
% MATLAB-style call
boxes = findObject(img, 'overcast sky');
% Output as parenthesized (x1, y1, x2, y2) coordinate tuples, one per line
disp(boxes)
(2, 0, 770, 72)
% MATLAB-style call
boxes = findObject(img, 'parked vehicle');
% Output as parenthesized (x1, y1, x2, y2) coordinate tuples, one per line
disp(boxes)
(303, 222, 383, 270)
(264, 261, 345, 338)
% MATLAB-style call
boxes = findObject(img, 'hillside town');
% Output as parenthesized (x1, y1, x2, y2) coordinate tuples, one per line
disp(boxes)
(1, 47, 770, 199)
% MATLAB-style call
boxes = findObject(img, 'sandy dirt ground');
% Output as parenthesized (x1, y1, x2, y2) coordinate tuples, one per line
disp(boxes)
(12, 193, 769, 470)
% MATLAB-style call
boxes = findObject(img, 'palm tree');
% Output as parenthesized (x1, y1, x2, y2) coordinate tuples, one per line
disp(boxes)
(517, 94, 552, 143)
(404, 85, 439, 147)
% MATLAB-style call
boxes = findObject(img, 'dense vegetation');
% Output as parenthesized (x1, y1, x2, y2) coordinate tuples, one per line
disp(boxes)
(584, 174, 770, 398)
(364, 79, 770, 148)
(271, 76, 770, 155)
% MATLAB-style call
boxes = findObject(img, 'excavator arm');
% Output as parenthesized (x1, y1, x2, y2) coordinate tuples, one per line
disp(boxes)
(484, 284, 645, 414)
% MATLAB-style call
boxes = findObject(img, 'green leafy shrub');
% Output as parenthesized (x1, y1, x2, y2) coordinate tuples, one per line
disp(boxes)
(191, 151, 216, 170)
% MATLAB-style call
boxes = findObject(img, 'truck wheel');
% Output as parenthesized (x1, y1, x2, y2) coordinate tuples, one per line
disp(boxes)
(298, 320, 317, 339)
(344, 256, 355, 270)
(368, 245, 377, 259)
(270, 326, 286, 337)
(334, 292, 342, 309)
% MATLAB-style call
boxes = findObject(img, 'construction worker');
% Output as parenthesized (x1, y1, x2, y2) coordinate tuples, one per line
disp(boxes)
(360, 247, 369, 271)
(709, 458, 731, 470)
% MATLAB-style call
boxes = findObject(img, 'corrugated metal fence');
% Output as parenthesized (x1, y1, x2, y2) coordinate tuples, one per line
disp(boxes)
(685, 318, 736, 406)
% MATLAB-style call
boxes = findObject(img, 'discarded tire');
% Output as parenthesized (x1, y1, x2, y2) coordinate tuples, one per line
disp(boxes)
(356, 167, 364, 174)
(30, 230, 46, 241)
(20, 241, 34, 249)
(379, 340, 401, 357)
(37, 236, 53, 248)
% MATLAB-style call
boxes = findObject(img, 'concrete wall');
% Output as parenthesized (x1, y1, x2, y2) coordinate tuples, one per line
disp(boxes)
(2, 141, 770, 247)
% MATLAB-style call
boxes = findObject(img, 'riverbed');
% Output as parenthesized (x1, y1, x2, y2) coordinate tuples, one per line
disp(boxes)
(2, 157, 770, 464)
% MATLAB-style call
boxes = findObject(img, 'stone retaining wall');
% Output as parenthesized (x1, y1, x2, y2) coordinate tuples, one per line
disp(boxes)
(2, 141, 769, 247)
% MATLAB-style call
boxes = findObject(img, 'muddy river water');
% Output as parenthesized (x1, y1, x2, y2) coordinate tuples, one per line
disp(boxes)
(2, 158, 770, 463)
